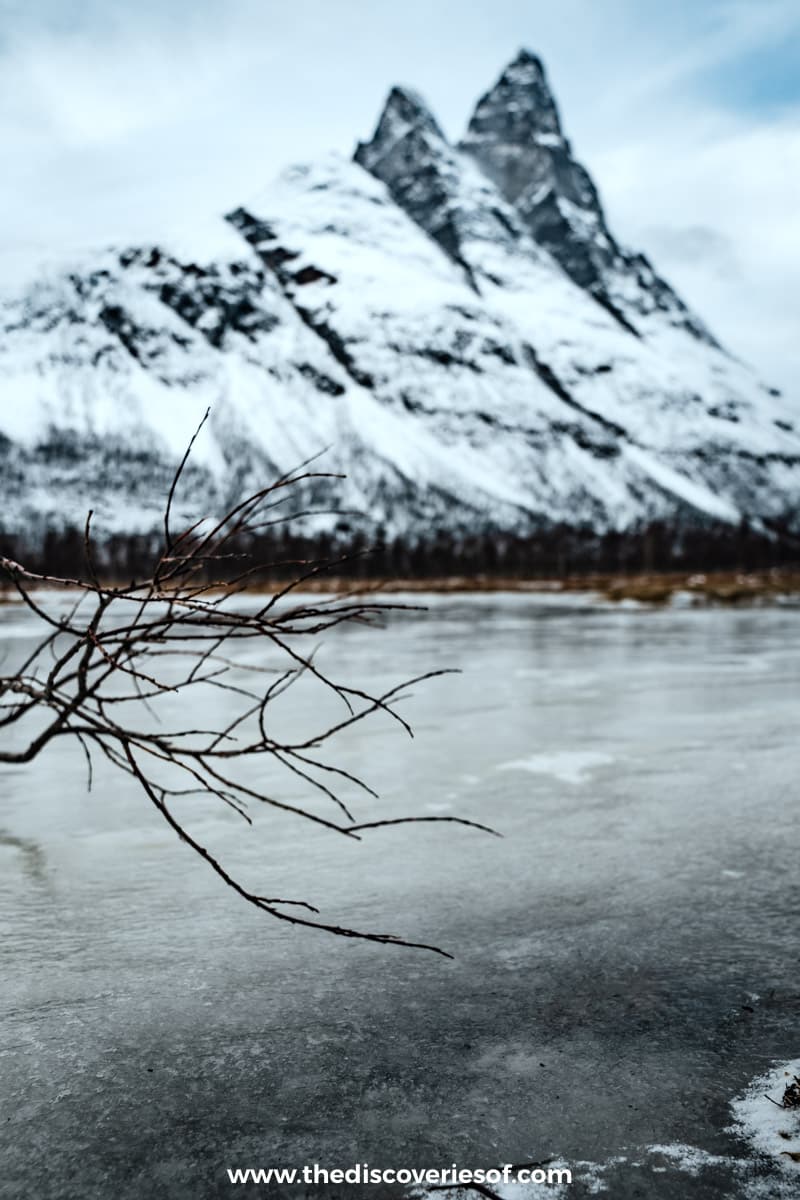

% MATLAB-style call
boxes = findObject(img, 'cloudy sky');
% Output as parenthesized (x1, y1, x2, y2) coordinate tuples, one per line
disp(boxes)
(1, 0, 799, 390)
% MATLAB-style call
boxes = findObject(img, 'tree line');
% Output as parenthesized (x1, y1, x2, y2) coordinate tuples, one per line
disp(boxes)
(2, 515, 796, 585)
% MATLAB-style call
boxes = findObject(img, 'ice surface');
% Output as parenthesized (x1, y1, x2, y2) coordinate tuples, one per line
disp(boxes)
(1, 596, 799, 1198)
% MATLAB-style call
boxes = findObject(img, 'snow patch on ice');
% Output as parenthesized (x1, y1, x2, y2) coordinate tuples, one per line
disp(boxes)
(729, 1058, 800, 1176)
(646, 1143, 734, 1175)
(497, 751, 614, 785)
(413, 1170, 571, 1200)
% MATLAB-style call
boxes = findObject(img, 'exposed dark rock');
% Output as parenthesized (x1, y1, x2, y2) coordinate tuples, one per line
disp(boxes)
(291, 265, 337, 287)
(354, 85, 523, 289)
(459, 50, 719, 344)
(295, 363, 346, 396)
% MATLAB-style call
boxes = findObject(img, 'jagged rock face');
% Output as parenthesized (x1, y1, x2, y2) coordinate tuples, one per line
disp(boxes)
(0, 53, 798, 552)
(459, 50, 716, 343)
(459, 50, 566, 203)
(354, 86, 530, 288)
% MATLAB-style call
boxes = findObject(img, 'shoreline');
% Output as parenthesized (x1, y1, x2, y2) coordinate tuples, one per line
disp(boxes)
(285, 567, 800, 603)
(3, 567, 800, 605)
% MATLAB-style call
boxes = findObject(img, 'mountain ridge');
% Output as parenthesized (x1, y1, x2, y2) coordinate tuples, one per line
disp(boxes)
(1, 51, 797, 571)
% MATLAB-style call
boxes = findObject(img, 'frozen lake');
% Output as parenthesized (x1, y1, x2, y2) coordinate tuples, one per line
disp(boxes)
(1, 593, 799, 1198)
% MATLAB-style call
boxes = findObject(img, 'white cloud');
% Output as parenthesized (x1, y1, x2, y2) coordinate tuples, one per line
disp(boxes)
(590, 108, 800, 390)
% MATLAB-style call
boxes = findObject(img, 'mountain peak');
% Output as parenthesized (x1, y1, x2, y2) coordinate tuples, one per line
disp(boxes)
(354, 76, 535, 287)
(459, 53, 716, 342)
(354, 86, 445, 174)
(512, 46, 541, 62)
(462, 49, 563, 162)
(387, 84, 440, 122)
(507, 47, 547, 77)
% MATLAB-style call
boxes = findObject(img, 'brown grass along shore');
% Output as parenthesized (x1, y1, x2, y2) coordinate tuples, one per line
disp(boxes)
(2, 567, 800, 606)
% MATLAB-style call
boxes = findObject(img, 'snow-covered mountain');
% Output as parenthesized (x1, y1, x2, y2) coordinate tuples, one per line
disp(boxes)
(1, 50, 797, 563)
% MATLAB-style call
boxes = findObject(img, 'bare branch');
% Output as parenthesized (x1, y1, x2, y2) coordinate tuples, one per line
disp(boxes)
(0, 424, 496, 955)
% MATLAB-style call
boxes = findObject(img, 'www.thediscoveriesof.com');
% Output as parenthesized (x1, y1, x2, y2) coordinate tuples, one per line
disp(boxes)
(227, 1163, 572, 1187)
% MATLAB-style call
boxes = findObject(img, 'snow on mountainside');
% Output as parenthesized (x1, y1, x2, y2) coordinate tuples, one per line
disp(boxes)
(1, 50, 798, 558)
